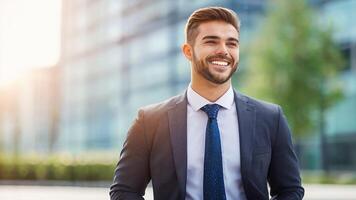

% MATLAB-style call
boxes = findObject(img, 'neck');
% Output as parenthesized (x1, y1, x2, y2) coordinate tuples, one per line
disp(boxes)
(191, 76, 231, 102)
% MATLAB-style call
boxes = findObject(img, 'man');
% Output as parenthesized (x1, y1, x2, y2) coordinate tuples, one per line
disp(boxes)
(110, 7, 304, 200)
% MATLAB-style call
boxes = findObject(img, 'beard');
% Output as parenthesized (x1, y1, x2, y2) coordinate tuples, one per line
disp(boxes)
(192, 52, 238, 84)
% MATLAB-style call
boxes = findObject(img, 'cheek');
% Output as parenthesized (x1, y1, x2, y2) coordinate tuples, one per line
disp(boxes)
(231, 50, 239, 62)
(194, 45, 215, 58)
(193, 48, 204, 57)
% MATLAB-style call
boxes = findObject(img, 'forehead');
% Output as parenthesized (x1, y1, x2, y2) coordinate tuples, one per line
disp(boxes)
(195, 20, 239, 41)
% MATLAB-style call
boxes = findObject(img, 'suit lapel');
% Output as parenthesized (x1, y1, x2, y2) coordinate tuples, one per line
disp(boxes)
(234, 90, 256, 186)
(168, 93, 187, 198)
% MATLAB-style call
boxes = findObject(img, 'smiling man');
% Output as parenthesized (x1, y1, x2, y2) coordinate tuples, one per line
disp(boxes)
(110, 7, 304, 200)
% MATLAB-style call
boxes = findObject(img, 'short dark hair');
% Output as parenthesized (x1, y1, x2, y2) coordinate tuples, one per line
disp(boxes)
(185, 7, 240, 44)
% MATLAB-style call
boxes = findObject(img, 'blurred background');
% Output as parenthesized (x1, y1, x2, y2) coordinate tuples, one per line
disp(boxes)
(0, 0, 355, 199)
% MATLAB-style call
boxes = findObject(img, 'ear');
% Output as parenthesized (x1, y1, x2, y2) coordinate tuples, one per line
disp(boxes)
(182, 43, 193, 61)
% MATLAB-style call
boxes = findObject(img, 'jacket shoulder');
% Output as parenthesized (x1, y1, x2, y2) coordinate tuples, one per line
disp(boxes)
(139, 93, 185, 118)
(237, 92, 281, 115)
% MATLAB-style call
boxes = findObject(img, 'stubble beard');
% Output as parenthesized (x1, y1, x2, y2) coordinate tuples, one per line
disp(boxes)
(192, 52, 238, 85)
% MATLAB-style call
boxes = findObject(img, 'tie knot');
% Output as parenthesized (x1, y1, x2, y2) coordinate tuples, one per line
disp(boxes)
(201, 104, 220, 119)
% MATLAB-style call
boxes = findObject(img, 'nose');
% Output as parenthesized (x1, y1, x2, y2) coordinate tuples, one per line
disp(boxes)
(215, 43, 228, 56)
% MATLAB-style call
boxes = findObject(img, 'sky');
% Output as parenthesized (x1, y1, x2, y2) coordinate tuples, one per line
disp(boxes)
(0, 0, 61, 86)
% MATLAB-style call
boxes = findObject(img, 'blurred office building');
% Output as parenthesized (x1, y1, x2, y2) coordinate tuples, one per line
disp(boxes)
(57, 0, 356, 171)
(299, 0, 356, 171)
(0, 67, 60, 154)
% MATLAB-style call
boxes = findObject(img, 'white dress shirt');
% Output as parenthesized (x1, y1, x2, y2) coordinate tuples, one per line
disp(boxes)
(185, 84, 246, 200)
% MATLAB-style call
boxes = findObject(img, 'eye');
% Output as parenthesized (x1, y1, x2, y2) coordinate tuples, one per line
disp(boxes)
(227, 42, 238, 47)
(205, 40, 217, 44)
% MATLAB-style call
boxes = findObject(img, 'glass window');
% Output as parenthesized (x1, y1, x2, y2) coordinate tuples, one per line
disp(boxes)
(176, 55, 190, 82)
(108, 0, 122, 15)
(129, 58, 170, 91)
(129, 27, 170, 65)
(178, 0, 231, 11)
(106, 18, 122, 42)
(320, 0, 356, 42)
(326, 80, 356, 135)
(129, 85, 172, 112)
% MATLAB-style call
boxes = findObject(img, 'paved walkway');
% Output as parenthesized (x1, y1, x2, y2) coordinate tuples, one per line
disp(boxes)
(304, 184, 356, 200)
(0, 185, 110, 200)
(0, 184, 355, 200)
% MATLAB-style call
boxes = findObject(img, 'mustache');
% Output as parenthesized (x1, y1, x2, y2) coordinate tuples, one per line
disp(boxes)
(206, 54, 233, 63)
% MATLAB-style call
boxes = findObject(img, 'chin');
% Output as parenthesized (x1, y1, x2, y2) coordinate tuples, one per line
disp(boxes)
(208, 76, 230, 85)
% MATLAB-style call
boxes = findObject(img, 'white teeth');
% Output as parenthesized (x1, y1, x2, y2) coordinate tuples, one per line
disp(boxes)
(211, 61, 228, 66)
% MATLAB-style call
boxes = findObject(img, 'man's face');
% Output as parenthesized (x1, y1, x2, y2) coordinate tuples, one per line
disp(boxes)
(190, 20, 239, 85)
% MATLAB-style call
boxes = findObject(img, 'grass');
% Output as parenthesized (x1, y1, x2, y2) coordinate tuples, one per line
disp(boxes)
(0, 153, 117, 181)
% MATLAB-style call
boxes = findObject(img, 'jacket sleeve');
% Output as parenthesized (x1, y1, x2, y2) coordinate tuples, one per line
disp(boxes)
(268, 106, 304, 200)
(110, 109, 151, 200)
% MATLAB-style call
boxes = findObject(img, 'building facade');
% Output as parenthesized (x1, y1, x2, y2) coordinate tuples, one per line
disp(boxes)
(0, 67, 60, 154)
(300, 0, 356, 171)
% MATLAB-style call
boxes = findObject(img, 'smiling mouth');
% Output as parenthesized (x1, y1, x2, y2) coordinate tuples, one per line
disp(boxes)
(207, 55, 233, 67)
(209, 60, 230, 66)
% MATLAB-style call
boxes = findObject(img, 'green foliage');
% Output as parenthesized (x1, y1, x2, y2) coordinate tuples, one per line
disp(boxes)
(0, 154, 116, 181)
(241, 0, 344, 137)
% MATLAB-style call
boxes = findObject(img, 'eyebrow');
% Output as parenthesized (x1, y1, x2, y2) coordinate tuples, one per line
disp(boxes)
(202, 35, 239, 43)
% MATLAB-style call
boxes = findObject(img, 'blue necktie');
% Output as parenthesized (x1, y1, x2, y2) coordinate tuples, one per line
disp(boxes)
(201, 104, 226, 200)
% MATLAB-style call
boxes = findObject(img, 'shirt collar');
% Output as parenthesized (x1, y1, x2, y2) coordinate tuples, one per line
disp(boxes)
(187, 83, 234, 111)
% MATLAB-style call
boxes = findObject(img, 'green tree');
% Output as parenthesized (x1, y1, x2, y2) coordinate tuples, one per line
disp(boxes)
(240, 0, 344, 138)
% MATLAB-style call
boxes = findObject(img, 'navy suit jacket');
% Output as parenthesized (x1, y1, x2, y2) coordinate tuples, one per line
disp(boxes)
(110, 91, 304, 200)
